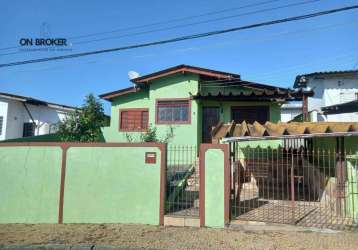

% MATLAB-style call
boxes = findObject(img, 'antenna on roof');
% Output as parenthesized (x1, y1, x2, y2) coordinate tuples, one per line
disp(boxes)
(128, 71, 140, 80)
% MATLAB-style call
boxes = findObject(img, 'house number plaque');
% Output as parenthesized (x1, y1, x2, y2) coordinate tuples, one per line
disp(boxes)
(145, 152, 156, 164)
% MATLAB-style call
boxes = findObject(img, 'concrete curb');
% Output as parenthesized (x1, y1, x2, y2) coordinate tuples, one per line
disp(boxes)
(229, 221, 341, 234)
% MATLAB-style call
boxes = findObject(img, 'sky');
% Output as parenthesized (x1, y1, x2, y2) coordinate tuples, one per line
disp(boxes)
(0, 0, 358, 113)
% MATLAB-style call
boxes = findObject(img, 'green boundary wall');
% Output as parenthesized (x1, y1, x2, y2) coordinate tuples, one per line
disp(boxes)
(201, 144, 229, 228)
(0, 143, 164, 225)
(0, 146, 62, 223)
(63, 146, 161, 224)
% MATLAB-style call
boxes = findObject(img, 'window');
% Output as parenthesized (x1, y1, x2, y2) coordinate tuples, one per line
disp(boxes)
(23, 122, 35, 137)
(231, 106, 269, 124)
(0, 116, 3, 136)
(120, 109, 148, 131)
(156, 99, 190, 124)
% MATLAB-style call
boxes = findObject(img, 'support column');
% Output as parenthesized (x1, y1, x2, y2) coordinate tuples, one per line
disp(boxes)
(199, 144, 230, 228)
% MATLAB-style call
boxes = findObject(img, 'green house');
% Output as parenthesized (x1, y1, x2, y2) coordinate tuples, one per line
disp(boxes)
(100, 65, 302, 145)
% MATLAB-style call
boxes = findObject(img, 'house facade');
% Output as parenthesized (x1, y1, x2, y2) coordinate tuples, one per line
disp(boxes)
(0, 92, 77, 141)
(294, 70, 358, 122)
(280, 102, 302, 122)
(100, 65, 303, 145)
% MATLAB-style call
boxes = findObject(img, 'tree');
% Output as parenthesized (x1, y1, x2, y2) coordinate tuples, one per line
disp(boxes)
(58, 94, 108, 142)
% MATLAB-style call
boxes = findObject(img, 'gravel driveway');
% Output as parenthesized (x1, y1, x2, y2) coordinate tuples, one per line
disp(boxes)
(0, 224, 357, 250)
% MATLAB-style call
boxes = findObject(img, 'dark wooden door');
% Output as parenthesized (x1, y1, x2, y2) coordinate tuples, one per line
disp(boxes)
(231, 106, 269, 124)
(202, 107, 220, 143)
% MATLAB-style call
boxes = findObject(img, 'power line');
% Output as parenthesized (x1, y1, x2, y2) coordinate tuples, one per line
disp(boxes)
(1, 5, 357, 68)
(69, 0, 285, 40)
(5, 20, 356, 74)
(74, 0, 320, 46)
(0, 0, 319, 57)
(0, 0, 284, 52)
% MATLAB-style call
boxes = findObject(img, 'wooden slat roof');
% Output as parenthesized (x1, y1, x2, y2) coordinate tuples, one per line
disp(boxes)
(212, 121, 358, 140)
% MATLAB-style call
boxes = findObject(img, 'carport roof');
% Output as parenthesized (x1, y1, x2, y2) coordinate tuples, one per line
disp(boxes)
(212, 121, 358, 142)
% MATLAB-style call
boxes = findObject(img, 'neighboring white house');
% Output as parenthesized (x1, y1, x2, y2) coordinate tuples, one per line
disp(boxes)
(294, 70, 358, 122)
(280, 102, 302, 122)
(0, 92, 77, 141)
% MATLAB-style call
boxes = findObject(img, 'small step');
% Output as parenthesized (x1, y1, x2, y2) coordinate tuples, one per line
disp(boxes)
(164, 216, 200, 227)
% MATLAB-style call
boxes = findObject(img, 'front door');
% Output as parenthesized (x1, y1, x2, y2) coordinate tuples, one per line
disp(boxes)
(202, 107, 220, 143)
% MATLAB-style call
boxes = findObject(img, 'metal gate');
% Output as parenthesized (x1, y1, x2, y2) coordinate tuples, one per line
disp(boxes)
(229, 137, 358, 230)
(165, 145, 199, 218)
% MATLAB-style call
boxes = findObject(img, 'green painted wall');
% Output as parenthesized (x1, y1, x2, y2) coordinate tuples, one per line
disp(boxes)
(63, 146, 161, 224)
(199, 100, 281, 124)
(102, 73, 282, 147)
(311, 136, 358, 170)
(312, 136, 358, 154)
(0, 146, 62, 223)
(204, 148, 225, 228)
(102, 89, 150, 143)
(102, 73, 200, 146)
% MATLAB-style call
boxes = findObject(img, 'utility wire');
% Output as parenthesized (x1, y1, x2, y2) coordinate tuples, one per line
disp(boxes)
(5, 20, 356, 74)
(1, 5, 357, 68)
(74, 0, 320, 45)
(0, 0, 284, 52)
(69, 0, 285, 40)
(0, 0, 320, 57)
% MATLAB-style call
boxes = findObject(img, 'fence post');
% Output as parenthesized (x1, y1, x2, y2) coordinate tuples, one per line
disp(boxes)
(200, 144, 230, 228)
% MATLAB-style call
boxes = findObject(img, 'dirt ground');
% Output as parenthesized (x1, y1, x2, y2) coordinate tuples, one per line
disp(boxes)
(0, 224, 357, 250)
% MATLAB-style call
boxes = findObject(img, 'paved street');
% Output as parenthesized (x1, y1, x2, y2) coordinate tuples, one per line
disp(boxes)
(1, 224, 357, 250)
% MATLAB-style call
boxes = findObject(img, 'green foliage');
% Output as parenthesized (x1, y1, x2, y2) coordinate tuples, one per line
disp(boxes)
(125, 124, 175, 143)
(161, 126, 175, 143)
(125, 133, 134, 142)
(140, 125, 158, 142)
(58, 94, 107, 142)
(141, 125, 175, 143)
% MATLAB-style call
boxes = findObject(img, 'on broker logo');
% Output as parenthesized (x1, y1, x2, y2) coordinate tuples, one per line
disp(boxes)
(19, 38, 68, 46)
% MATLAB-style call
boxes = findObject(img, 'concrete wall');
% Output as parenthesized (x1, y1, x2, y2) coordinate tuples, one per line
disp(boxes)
(280, 103, 302, 122)
(0, 146, 62, 223)
(63, 146, 162, 224)
(306, 75, 358, 122)
(312, 136, 358, 155)
(201, 144, 229, 228)
(102, 73, 200, 145)
(199, 100, 281, 124)
(102, 73, 282, 147)
(0, 143, 165, 225)
(0, 101, 8, 141)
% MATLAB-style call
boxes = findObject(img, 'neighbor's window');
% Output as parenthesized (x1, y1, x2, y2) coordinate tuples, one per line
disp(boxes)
(156, 100, 190, 124)
(120, 109, 148, 131)
(0, 116, 3, 136)
(23, 122, 35, 137)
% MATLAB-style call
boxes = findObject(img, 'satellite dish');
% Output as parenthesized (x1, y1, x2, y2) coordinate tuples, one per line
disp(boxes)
(128, 71, 140, 80)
